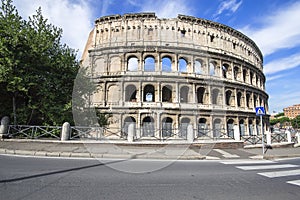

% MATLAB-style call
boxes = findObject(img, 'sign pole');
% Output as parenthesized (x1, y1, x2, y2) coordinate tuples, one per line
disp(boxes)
(261, 114, 264, 155)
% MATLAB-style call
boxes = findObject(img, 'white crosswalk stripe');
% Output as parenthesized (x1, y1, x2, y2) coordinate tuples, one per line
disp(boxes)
(221, 159, 300, 187)
(236, 164, 298, 170)
(213, 149, 240, 158)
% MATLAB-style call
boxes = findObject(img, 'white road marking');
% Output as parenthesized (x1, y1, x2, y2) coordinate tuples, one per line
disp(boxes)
(287, 180, 300, 187)
(221, 160, 275, 165)
(213, 149, 240, 158)
(258, 169, 300, 178)
(236, 164, 298, 171)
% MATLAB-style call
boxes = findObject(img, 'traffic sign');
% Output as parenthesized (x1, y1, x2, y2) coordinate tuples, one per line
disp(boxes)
(255, 106, 265, 116)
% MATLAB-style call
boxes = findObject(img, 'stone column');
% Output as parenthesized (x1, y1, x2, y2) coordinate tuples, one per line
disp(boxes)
(127, 123, 135, 142)
(286, 130, 292, 143)
(61, 122, 70, 141)
(187, 124, 194, 143)
(0, 116, 9, 138)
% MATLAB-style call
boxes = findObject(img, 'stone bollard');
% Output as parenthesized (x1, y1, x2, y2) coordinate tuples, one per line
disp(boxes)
(266, 131, 272, 145)
(286, 130, 292, 143)
(296, 132, 300, 144)
(187, 124, 194, 143)
(233, 125, 240, 141)
(0, 116, 10, 138)
(61, 122, 70, 141)
(127, 123, 135, 142)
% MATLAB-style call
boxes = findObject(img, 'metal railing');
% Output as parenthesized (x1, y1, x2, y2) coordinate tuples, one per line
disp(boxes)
(7, 125, 61, 140)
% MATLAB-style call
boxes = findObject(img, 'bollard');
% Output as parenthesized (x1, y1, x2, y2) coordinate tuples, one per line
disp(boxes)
(0, 116, 10, 138)
(61, 122, 70, 141)
(233, 125, 240, 141)
(297, 132, 300, 144)
(187, 124, 194, 143)
(266, 131, 272, 145)
(286, 130, 292, 143)
(127, 123, 135, 142)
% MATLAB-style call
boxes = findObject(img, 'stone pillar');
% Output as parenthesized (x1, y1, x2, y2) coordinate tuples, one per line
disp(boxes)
(286, 130, 292, 143)
(233, 124, 240, 141)
(0, 116, 9, 138)
(296, 132, 300, 144)
(187, 124, 194, 143)
(127, 123, 135, 142)
(61, 122, 70, 141)
(266, 131, 272, 145)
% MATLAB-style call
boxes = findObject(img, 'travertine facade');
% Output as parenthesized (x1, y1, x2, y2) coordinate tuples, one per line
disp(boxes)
(284, 104, 300, 119)
(81, 13, 269, 141)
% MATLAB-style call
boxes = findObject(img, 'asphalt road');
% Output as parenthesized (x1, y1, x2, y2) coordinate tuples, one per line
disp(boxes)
(0, 155, 299, 200)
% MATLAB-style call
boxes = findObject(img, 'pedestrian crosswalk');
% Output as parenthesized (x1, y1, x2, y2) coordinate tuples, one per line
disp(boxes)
(221, 159, 300, 188)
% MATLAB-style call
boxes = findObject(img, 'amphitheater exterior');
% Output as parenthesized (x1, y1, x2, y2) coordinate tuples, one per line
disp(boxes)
(80, 13, 269, 142)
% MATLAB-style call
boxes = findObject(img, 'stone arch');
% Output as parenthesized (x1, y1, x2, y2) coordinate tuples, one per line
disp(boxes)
(233, 66, 240, 81)
(196, 87, 206, 104)
(161, 55, 172, 72)
(142, 116, 155, 137)
(239, 119, 246, 136)
(127, 56, 138, 71)
(222, 63, 230, 78)
(246, 93, 251, 108)
(227, 119, 234, 138)
(194, 59, 204, 74)
(143, 84, 155, 102)
(123, 116, 136, 137)
(94, 57, 106, 73)
(144, 56, 155, 71)
(179, 117, 191, 138)
(248, 119, 254, 136)
(212, 88, 220, 105)
(180, 86, 189, 103)
(198, 118, 208, 137)
(213, 118, 222, 137)
(237, 91, 243, 107)
(162, 117, 173, 137)
(178, 57, 188, 72)
(162, 85, 173, 102)
(225, 90, 234, 106)
(125, 84, 137, 102)
(107, 84, 120, 104)
(243, 69, 247, 82)
(209, 61, 217, 76)
(110, 56, 121, 72)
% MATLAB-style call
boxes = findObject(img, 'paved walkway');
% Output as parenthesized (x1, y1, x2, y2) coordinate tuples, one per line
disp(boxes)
(0, 139, 299, 160)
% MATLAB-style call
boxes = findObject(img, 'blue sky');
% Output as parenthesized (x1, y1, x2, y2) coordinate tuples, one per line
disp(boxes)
(13, 0, 300, 113)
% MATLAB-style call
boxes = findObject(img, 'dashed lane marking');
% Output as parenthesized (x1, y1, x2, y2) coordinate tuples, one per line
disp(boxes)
(236, 164, 299, 171)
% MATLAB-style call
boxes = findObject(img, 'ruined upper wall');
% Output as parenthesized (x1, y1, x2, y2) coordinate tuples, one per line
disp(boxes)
(90, 13, 263, 70)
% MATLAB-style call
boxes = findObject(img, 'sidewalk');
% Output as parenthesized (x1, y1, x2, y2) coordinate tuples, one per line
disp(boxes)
(0, 139, 299, 160)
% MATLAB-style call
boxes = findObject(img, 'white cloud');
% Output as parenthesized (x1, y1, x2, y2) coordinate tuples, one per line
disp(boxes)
(140, 0, 193, 18)
(214, 0, 242, 17)
(13, 0, 94, 58)
(240, 1, 300, 56)
(264, 53, 300, 75)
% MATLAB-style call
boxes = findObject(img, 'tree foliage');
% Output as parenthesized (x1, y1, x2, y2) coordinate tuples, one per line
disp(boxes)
(0, 0, 79, 125)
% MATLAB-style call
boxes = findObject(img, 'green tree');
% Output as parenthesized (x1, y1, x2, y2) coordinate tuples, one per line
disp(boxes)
(0, 0, 79, 125)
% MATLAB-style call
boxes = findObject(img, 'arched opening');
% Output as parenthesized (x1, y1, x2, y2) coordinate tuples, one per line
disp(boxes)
(246, 93, 251, 108)
(197, 87, 205, 104)
(253, 95, 257, 108)
(143, 84, 155, 102)
(162, 85, 172, 102)
(209, 62, 216, 76)
(250, 72, 253, 85)
(225, 90, 232, 106)
(123, 117, 136, 137)
(243, 69, 247, 82)
(233, 66, 239, 80)
(127, 56, 138, 71)
(239, 119, 245, 136)
(107, 85, 120, 104)
(256, 119, 260, 135)
(249, 119, 254, 136)
(125, 85, 137, 102)
(162, 56, 172, 72)
(162, 117, 173, 137)
(194, 60, 203, 74)
(142, 116, 155, 137)
(198, 118, 208, 137)
(237, 92, 242, 107)
(180, 118, 190, 138)
(222, 64, 229, 78)
(212, 88, 220, 105)
(227, 119, 234, 138)
(213, 118, 222, 138)
(180, 86, 189, 103)
(144, 56, 155, 71)
(178, 58, 187, 72)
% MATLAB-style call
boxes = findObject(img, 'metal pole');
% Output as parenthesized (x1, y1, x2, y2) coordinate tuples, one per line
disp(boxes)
(261, 115, 264, 155)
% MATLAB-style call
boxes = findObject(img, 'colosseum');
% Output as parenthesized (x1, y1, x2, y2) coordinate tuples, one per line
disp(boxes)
(80, 13, 269, 142)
